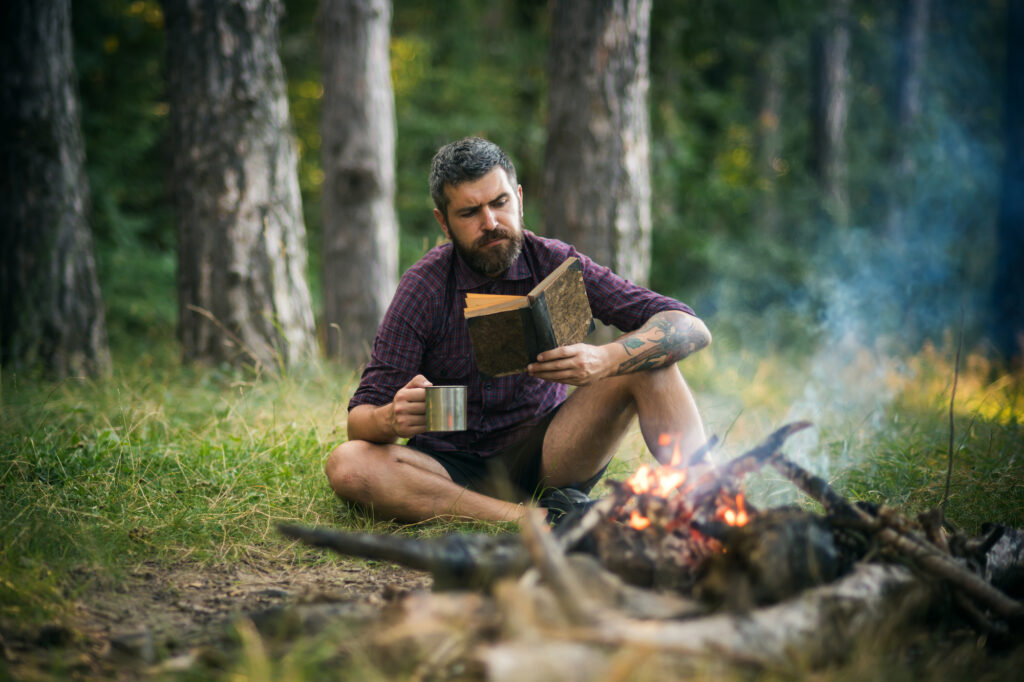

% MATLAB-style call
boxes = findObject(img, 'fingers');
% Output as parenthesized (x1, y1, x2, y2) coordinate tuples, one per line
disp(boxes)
(406, 374, 433, 389)
(391, 374, 432, 437)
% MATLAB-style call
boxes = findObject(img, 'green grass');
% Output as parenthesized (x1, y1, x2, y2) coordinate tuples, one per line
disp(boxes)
(1, 336, 1023, 679)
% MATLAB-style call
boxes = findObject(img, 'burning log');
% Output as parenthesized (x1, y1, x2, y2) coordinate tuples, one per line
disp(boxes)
(694, 507, 846, 610)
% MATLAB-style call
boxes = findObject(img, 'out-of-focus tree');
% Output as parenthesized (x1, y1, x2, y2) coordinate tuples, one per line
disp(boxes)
(162, 0, 316, 370)
(810, 0, 851, 227)
(319, 0, 399, 365)
(543, 0, 652, 287)
(886, 0, 930, 239)
(991, 0, 1024, 363)
(0, 0, 111, 378)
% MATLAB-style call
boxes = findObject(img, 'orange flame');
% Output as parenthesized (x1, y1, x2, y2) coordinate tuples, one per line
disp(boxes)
(722, 493, 749, 526)
(628, 510, 651, 530)
(625, 462, 687, 497)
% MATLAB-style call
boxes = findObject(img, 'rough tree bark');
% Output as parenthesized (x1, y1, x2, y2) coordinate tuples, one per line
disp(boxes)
(0, 0, 111, 379)
(887, 0, 930, 239)
(809, 0, 851, 227)
(319, 0, 399, 366)
(162, 0, 316, 369)
(991, 0, 1024, 363)
(543, 0, 652, 288)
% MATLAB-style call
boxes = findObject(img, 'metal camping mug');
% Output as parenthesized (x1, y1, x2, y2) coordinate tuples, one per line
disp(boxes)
(424, 385, 467, 432)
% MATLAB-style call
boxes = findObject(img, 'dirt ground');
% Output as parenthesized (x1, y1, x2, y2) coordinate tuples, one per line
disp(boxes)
(0, 555, 433, 680)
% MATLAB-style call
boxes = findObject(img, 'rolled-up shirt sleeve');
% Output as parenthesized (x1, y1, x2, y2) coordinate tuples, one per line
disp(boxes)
(575, 251, 694, 332)
(348, 271, 433, 410)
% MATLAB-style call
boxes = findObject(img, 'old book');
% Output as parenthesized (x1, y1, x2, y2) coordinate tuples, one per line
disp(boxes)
(464, 257, 595, 377)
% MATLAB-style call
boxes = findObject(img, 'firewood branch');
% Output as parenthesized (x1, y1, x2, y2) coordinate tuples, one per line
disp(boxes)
(768, 454, 1024, 620)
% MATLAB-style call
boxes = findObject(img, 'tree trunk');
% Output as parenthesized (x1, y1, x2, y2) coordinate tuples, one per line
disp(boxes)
(319, 0, 399, 366)
(543, 0, 652, 288)
(756, 38, 785, 237)
(162, 0, 316, 370)
(0, 0, 111, 378)
(887, 0, 930, 239)
(809, 0, 851, 226)
(991, 0, 1024, 363)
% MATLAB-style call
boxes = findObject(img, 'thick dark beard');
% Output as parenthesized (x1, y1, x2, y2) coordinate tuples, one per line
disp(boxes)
(451, 223, 525, 278)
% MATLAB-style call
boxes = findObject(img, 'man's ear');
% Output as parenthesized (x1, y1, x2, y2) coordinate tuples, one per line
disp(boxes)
(518, 185, 524, 215)
(433, 208, 451, 240)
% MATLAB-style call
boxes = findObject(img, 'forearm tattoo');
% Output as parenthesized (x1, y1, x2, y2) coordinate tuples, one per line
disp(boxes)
(616, 313, 707, 374)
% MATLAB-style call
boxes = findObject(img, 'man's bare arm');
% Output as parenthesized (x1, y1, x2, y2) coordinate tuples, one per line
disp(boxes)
(527, 310, 711, 386)
(347, 375, 432, 443)
(615, 310, 711, 374)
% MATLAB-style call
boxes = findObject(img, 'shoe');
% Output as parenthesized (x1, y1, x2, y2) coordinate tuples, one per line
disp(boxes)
(538, 487, 594, 528)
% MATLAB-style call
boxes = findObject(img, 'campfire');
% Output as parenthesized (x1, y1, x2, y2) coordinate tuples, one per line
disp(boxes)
(279, 422, 1024, 677)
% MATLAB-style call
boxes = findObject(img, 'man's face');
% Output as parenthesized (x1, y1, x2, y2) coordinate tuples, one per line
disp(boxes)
(433, 167, 525, 278)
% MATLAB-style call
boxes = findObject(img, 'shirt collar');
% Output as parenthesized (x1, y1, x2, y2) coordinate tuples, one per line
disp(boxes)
(452, 231, 534, 290)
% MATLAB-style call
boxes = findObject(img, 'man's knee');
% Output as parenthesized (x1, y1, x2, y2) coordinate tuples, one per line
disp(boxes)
(324, 440, 376, 503)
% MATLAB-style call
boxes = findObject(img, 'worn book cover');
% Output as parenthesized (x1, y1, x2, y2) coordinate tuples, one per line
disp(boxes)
(464, 257, 595, 377)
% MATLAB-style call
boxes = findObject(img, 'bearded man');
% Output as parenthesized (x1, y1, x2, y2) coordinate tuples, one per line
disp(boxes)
(326, 137, 711, 524)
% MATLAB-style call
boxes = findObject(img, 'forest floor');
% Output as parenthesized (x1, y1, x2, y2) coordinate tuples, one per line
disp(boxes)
(2, 554, 431, 679)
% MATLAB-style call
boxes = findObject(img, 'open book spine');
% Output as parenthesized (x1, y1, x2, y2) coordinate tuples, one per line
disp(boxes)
(526, 294, 556, 360)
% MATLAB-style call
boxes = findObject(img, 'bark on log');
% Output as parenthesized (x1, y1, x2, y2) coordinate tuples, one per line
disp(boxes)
(481, 563, 927, 677)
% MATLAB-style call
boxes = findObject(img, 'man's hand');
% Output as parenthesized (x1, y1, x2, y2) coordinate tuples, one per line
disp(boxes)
(386, 374, 433, 438)
(527, 344, 612, 386)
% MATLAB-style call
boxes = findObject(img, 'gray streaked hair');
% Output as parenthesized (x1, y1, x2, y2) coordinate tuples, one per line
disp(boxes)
(429, 137, 518, 221)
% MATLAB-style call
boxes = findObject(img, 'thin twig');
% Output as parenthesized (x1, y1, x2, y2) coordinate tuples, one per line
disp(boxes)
(941, 314, 965, 514)
(186, 303, 271, 375)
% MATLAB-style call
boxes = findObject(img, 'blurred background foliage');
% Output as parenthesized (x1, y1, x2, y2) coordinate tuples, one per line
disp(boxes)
(71, 0, 1009, 362)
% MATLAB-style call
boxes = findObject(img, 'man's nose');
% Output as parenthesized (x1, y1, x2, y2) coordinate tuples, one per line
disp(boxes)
(481, 206, 498, 229)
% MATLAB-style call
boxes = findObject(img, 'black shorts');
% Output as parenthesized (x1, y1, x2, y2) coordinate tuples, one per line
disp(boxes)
(411, 404, 606, 502)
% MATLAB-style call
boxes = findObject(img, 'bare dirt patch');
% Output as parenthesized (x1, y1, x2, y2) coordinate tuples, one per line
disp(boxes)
(1, 556, 432, 679)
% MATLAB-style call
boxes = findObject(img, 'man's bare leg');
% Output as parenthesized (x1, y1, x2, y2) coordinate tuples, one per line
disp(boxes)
(540, 364, 706, 488)
(325, 441, 527, 523)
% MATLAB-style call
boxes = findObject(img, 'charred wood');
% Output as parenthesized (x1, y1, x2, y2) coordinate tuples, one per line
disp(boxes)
(767, 453, 1024, 621)
(695, 507, 845, 610)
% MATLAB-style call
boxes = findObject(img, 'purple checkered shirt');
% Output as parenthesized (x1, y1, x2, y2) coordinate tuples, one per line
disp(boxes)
(348, 231, 695, 457)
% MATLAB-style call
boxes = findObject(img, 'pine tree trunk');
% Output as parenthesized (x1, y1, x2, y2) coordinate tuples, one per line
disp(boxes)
(0, 0, 111, 378)
(887, 0, 930, 238)
(543, 0, 652, 288)
(162, 0, 316, 370)
(810, 0, 851, 226)
(991, 0, 1024, 362)
(319, 0, 399, 366)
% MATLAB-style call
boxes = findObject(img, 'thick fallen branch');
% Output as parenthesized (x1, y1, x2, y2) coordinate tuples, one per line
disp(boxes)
(277, 523, 529, 589)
